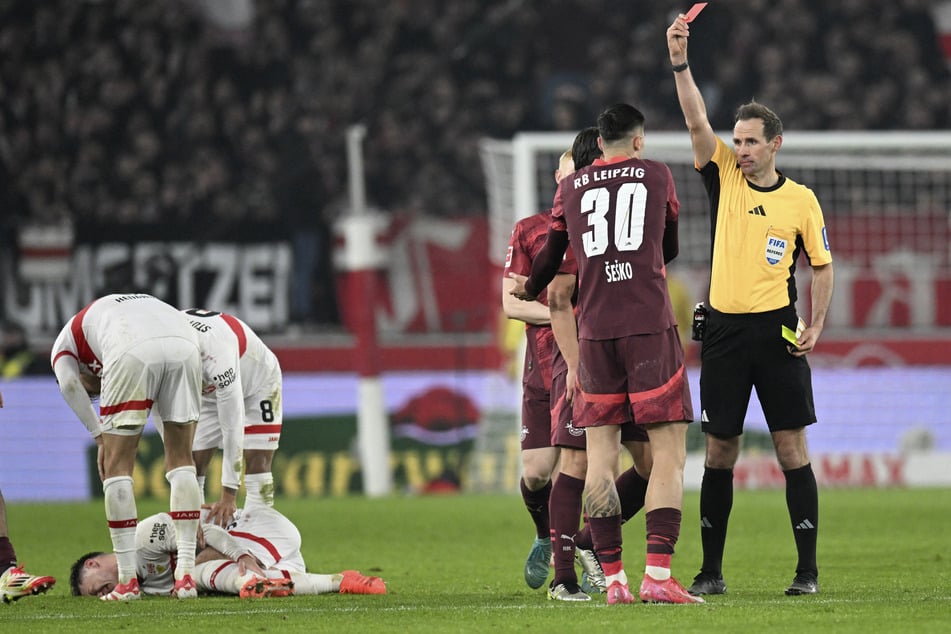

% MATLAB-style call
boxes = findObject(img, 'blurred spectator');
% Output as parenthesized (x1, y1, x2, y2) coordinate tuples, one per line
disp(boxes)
(0, 0, 948, 288)
(276, 109, 339, 325)
(0, 321, 50, 377)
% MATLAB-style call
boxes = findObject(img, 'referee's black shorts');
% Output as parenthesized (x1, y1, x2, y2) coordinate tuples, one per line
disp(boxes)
(699, 304, 816, 438)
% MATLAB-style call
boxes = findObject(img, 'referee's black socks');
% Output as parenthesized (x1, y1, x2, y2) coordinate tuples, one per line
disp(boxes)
(698, 467, 734, 576)
(784, 463, 819, 577)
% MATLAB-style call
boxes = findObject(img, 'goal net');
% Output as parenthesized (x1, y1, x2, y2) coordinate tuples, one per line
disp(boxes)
(481, 130, 951, 274)
(474, 130, 951, 491)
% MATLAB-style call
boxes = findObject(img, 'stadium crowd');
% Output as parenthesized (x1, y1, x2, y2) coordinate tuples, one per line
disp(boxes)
(1, 0, 948, 226)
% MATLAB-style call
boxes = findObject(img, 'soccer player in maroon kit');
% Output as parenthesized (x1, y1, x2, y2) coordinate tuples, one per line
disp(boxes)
(546, 129, 654, 602)
(510, 104, 701, 604)
(501, 147, 582, 591)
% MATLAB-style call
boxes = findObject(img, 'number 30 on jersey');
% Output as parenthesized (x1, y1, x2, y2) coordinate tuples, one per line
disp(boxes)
(580, 183, 647, 257)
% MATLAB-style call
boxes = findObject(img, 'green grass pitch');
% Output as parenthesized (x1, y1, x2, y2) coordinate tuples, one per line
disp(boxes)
(2, 487, 949, 633)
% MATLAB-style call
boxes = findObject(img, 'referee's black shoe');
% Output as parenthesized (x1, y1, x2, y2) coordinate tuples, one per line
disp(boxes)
(785, 573, 819, 595)
(687, 572, 726, 596)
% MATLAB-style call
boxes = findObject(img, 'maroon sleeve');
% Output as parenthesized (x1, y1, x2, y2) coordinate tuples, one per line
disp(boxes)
(550, 181, 568, 233)
(524, 184, 569, 298)
(663, 166, 680, 263)
(524, 226, 569, 298)
(504, 220, 531, 278)
(560, 244, 578, 275)
(665, 164, 680, 222)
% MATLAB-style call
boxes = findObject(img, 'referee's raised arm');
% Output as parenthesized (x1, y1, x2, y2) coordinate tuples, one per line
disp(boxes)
(667, 14, 717, 169)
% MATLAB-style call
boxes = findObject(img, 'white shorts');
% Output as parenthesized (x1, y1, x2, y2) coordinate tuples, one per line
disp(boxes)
(193, 367, 283, 452)
(227, 506, 305, 573)
(100, 337, 201, 433)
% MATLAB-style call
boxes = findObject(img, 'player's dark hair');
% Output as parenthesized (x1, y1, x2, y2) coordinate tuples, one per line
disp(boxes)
(69, 551, 104, 596)
(735, 100, 783, 141)
(571, 126, 600, 170)
(597, 103, 646, 144)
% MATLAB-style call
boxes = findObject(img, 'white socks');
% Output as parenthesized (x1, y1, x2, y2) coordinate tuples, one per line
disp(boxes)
(195, 471, 275, 509)
(604, 569, 628, 588)
(288, 571, 339, 595)
(193, 562, 338, 596)
(103, 476, 137, 584)
(244, 472, 275, 508)
(194, 560, 249, 593)
(166, 465, 201, 579)
(645, 565, 671, 581)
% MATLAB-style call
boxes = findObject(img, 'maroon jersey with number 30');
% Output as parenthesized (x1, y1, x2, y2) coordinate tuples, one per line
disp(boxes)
(553, 156, 679, 340)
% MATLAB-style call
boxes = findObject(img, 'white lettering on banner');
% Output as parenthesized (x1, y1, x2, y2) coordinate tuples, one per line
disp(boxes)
(240, 245, 282, 326)
(865, 251, 936, 327)
(729, 453, 907, 489)
(793, 254, 945, 330)
(95, 243, 129, 291)
(375, 219, 471, 333)
(194, 244, 240, 315)
(2, 242, 290, 333)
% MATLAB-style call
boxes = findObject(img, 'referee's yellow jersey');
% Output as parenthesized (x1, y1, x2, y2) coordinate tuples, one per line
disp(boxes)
(699, 137, 833, 314)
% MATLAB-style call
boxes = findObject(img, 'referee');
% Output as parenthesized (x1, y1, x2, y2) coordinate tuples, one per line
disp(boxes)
(667, 13, 834, 597)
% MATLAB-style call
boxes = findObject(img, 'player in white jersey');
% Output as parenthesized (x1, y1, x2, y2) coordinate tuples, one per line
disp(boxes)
(69, 505, 386, 598)
(51, 293, 203, 601)
(176, 308, 283, 527)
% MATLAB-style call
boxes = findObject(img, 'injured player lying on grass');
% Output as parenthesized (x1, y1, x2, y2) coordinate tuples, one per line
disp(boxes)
(69, 505, 386, 600)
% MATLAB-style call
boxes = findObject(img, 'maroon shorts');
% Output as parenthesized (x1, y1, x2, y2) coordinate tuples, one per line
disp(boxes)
(521, 382, 553, 450)
(552, 370, 650, 446)
(576, 327, 693, 429)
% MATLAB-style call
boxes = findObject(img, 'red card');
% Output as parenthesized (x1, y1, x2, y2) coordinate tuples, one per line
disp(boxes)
(684, 2, 707, 23)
